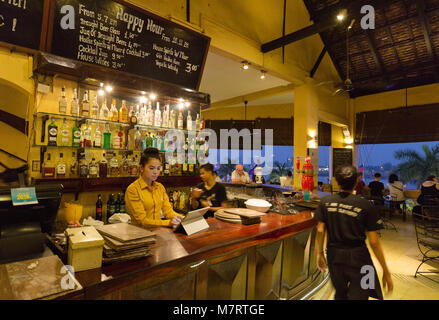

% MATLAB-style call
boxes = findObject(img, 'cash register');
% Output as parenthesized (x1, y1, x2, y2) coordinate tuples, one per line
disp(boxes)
(0, 183, 63, 264)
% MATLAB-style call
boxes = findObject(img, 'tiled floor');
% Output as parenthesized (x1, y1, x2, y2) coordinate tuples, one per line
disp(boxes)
(311, 212, 439, 300)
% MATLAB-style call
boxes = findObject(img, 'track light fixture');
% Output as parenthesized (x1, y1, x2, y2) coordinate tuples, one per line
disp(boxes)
(241, 61, 250, 70)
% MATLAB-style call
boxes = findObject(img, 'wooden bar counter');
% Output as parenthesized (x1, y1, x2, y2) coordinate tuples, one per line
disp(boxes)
(62, 210, 323, 300)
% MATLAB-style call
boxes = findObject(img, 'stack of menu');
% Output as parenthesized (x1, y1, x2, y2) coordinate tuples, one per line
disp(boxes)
(214, 208, 266, 225)
(95, 223, 156, 263)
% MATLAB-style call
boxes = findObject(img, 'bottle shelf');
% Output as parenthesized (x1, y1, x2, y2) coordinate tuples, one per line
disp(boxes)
(34, 112, 200, 133)
(34, 175, 202, 193)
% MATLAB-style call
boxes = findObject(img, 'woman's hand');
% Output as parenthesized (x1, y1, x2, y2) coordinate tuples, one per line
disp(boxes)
(171, 215, 183, 228)
(192, 188, 204, 199)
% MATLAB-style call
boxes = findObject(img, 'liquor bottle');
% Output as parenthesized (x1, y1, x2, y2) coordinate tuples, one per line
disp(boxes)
(42, 153, 55, 178)
(93, 125, 102, 148)
(134, 128, 142, 151)
(107, 194, 115, 223)
(71, 120, 81, 148)
(112, 126, 122, 149)
(135, 104, 140, 121)
(177, 110, 183, 129)
(99, 98, 110, 120)
(200, 115, 205, 129)
(88, 157, 98, 178)
(169, 109, 176, 129)
(103, 123, 111, 149)
(90, 94, 99, 119)
(81, 90, 90, 117)
(195, 113, 200, 131)
(115, 193, 121, 213)
(189, 162, 194, 175)
(156, 134, 163, 152)
(83, 123, 92, 147)
(96, 194, 103, 221)
(48, 117, 58, 146)
(99, 153, 108, 178)
(110, 99, 118, 122)
(154, 102, 162, 127)
(59, 86, 67, 114)
(117, 127, 124, 150)
(79, 157, 88, 178)
(121, 155, 129, 177)
(139, 103, 147, 125)
(59, 118, 70, 146)
(187, 110, 193, 131)
(70, 151, 78, 178)
(120, 100, 128, 123)
(164, 162, 170, 176)
(56, 153, 67, 178)
(129, 106, 137, 125)
(146, 102, 154, 126)
(152, 133, 157, 149)
(162, 105, 169, 128)
(129, 156, 139, 176)
(109, 153, 119, 177)
(119, 193, 126, 213)
(146, 132, 153, 148)
(70, 88, 79, 116)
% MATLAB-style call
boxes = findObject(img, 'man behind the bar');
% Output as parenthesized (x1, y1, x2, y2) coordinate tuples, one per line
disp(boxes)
(314, 165, 393, 300)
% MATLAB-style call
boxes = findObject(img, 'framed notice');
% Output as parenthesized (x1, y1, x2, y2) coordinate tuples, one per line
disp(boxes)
(0, 0, 45, 50)
(49, 0, 210, 90)
(332, 148, 353, 173)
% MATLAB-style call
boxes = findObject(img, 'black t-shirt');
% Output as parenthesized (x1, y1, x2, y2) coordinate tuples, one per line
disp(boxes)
(196, 182, 227, 216)
(368, 181, 384, 198)
(314, 192, 383, 248)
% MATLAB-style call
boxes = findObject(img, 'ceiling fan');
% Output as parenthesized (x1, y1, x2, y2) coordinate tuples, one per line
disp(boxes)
(316, 19, 356, 96)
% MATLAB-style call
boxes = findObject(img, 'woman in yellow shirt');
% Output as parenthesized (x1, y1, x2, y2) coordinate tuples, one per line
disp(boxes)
(125, 148, 183, 228)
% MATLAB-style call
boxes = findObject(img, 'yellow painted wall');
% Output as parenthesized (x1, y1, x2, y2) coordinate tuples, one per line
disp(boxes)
(353, 83, 439, 114)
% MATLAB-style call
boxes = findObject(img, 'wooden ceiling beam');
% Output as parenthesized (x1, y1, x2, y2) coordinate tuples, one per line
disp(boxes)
(310, 46, 327, 78)
(416, 0, 435, 62)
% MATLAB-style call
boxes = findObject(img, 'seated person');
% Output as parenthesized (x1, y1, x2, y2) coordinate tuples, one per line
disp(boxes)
(125, 148, 183, 228)
(354, 172, 368, 196)
(368, 173, 385, 205)
(190, 163, 228, 218)
(385, 173, 406, 219)
(231, 164, 251, 184)
(284, 171, 294, 188)
(413, 175, 439, 215)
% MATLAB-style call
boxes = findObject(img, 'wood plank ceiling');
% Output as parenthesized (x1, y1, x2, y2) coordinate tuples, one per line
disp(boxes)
(302, 0, 439, 97)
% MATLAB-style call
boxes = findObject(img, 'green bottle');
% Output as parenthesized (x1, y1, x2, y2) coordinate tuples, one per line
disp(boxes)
(103, 123, 111, 149)
(72, 120, 81, 147)
(146, 133, 153, 148)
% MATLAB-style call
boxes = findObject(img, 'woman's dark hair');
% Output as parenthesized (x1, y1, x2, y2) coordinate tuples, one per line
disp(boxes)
(199, 163, 214, 173)
(388, 174, 398, 183)
(140, 147, 161, 167)
(287, 170, 293, 177)
(426, 175, 436, 181)
(335, 165, 358, 191)
(374, 172, 382, 178)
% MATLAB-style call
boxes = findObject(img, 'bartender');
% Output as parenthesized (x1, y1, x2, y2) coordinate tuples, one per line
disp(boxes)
(125, 148, 183, 227)
(190, 163, 228, 218)
(231, 164, 251, 184)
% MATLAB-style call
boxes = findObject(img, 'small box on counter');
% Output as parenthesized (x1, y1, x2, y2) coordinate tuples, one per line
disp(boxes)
(65, 226, 104, 272)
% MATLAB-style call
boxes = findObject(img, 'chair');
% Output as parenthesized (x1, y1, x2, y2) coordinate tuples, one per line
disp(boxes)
(369, 199, 397, 233)
(385, 195, 407, 221)
(413, 208, 439, 283)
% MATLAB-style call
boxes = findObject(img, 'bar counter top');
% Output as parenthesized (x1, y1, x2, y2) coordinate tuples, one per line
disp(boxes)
(65, 210, 318, 300)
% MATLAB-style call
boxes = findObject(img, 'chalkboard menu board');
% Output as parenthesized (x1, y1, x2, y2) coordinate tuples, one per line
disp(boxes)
(332, 148, 353, 173)
(50, 0, 210, 90)
(0, 0, 44, 50)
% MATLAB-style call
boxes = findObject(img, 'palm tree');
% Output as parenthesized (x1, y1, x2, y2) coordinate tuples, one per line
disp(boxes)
(269, 161, 289, 184)
(394, 144, 439, 186)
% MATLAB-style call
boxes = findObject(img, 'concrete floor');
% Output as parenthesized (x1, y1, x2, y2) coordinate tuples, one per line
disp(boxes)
(310, 212, 439, 300)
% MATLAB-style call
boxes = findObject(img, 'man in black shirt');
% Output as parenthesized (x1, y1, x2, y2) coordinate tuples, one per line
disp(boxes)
(314, 165, 393, 300)
(368, 172, 385, 205)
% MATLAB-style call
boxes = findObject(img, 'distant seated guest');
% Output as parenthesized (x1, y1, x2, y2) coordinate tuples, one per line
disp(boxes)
(368, 173, 385, 204)
(231, 164, 251, 184)
(385, 174, 405, 202)
(354, 172, 368, 196)
(413, 176, 439, 216)
(284, 171, 293, 187)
